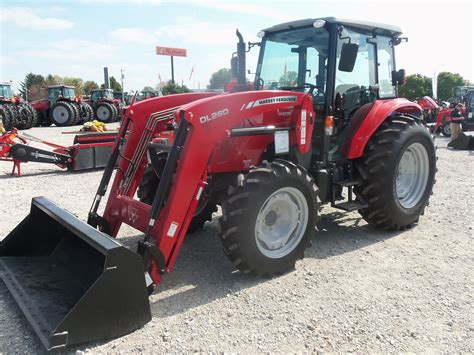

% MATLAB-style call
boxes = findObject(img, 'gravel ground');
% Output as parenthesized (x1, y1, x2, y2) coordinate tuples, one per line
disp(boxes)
(0, 126, 472, 353)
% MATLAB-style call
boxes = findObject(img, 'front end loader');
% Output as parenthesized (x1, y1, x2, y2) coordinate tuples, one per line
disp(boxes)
(1, 17, 437, 350)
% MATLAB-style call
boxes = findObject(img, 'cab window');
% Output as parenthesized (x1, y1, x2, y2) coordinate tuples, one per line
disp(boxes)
(335, 28, 377, 119)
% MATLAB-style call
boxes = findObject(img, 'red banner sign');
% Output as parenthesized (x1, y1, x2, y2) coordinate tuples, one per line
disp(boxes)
(156, 46, 187, 57)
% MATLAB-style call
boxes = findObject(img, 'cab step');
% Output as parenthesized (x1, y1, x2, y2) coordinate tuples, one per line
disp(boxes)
(334, 179, 362, 187)
(332, 201, 367, 212)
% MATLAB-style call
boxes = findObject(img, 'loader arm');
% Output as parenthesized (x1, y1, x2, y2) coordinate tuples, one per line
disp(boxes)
(147, 91, 314, 282)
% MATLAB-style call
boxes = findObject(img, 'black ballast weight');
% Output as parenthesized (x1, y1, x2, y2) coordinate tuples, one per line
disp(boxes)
(0, 197, 151, 351)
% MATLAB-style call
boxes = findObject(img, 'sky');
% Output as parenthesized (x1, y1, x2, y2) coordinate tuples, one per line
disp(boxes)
(1, 0, 473, 93)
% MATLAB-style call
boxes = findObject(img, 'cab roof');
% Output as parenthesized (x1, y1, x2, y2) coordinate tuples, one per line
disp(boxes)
(48, 85, 75, 89)
(262, 17, 402, 37)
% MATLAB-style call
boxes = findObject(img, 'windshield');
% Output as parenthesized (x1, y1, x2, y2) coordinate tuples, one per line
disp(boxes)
(257, 26, 329, 101)
(91, 91, 101, 101)
(49, 88, 62, 102)
(104, 90, 113, 99)
(0, 85, 12, 99)
(63, 88, 75, 98)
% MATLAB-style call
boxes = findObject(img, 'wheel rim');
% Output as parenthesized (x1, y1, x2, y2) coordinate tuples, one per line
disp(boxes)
(97, 106, 111, 121)
(396, 142, 429, 209)
(443, 125, 451, 135)
(255, 187, 308, 259)
(52, 105, 69, 124)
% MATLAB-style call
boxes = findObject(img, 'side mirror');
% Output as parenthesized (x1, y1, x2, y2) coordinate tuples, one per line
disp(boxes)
(392, 69, 406, 86)
(338, 43, 359, 72)
(230, 56, 238, 79)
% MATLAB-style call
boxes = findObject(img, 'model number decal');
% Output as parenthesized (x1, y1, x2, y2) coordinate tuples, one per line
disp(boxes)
(199, 108, 229, 124)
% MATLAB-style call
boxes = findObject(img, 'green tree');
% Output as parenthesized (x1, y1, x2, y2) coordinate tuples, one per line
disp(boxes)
(19, 73, 45, 100)
(110, 76, 122, 92)
(142, 86, 154, 92)
(437, 72, 464, 101)
(279, 71, 298, 87)
(398, 74, 432, 100)
(83, 80, 99, 94)
(161, 81, 191, 95)
(101, 76, 122, 92)
(63, 77, 85, 95)
(44, 74, 63, 86)
(208, 68, 232, 90)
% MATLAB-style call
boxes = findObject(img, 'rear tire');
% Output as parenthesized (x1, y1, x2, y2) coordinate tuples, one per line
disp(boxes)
(220, 160, 320, 275)
(83, 103, 93, 122)
(137, 166, 217, 233)
(50, 101, 76, 126)
(354, 115, 436, 230)
(14, 103, 33, 130)
(0, 105, 15, 131)
(26, 104, 38, 128)
(95, 102, 115, 123)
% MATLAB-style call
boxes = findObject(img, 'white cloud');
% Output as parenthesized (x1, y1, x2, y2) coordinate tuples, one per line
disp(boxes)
(0, 7, 74, 30)
(155, 17, 252, 45)
(0, 55, 16, 66)
(79, 0, 161, 4)
(197, 2, 287, 21)
(109, 27, 157, 44)
(109, 17, 253, 46)
(21, 40, 118, 61)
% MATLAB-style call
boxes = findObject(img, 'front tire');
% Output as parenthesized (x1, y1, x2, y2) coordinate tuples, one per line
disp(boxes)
(354, 115, 436, 230)
(220, 160, 320, 275)
(441, 122, 451, 137)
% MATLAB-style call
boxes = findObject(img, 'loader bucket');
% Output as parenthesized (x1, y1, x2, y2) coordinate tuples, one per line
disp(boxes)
(0, 197, 151, 351)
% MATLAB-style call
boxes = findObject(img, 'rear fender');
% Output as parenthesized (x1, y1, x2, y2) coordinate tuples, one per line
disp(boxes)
(345, 98, 422, 159)
(30, 99, 50, 112)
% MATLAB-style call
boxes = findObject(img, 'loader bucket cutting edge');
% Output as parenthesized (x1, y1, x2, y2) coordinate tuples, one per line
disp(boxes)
(0, 197, 151, 351)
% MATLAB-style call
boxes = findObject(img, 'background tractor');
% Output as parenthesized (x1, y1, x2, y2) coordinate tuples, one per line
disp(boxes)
(1, 17, 437, 350)
(30, 85, 93, 127)
(428, 90, 474, 136)
(0, 82, 37, 130)
(85, 88, 122, 122)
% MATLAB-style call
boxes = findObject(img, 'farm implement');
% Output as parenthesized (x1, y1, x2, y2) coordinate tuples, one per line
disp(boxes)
(0, 128, 116, 176)
(0, 17, 436, 351)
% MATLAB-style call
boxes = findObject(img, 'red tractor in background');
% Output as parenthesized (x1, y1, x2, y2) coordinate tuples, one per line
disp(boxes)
(420, 92, 474, 136)
(0, 82, 37, 130)
(30, 85, 93, 127)
(84, 88, 122, 123)
(1, 18, 437, 350)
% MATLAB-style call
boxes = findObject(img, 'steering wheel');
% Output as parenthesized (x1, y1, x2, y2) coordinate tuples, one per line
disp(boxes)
(279, 83, 321, 93)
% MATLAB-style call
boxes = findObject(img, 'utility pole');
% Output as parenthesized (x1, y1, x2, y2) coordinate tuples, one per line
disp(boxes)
(170, 56, 175, 84)
(121, 69, 125, 102)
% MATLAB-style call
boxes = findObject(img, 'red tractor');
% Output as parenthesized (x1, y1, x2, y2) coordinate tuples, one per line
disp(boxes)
(85, 88, 122, 123)
(30, 85, 93, 127)
(426, 91, 474, 136)
(0, 82, 37, 130)
(1, 18, 437, 350)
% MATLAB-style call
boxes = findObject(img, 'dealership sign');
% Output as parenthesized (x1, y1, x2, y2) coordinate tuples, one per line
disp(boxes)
(156, 46, 187, 57)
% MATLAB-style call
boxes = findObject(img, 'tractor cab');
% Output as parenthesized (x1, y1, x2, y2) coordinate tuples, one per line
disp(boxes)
(136, 90, 163, 102)
(0, 83, 13, 101)
(91, 89, 114, 102)
(48, 85, 76, 103)
(235, 17, 407, 161)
